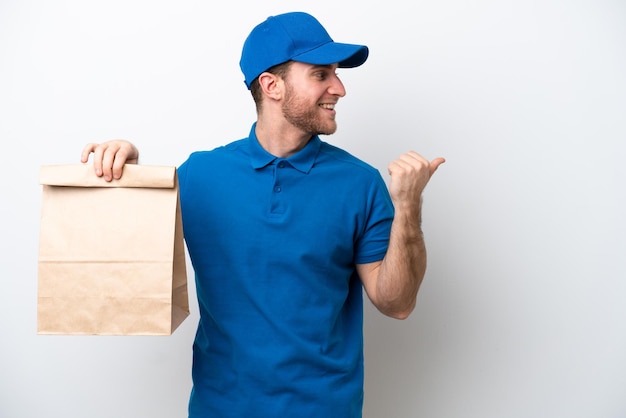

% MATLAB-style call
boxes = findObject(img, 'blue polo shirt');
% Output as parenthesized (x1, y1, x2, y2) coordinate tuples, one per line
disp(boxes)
(178, 123, 394, 417)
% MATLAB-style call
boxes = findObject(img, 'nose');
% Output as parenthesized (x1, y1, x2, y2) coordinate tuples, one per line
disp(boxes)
(328, 74, 346, 97)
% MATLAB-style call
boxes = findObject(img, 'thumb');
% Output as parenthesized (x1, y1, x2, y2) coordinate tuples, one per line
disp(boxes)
(429, 157, 446, 177)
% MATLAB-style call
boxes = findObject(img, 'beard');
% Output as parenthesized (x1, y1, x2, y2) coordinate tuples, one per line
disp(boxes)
(281, 82, 337, 136)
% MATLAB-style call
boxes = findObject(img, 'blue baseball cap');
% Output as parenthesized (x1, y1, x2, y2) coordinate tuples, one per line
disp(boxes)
(239, 12, 369, 89)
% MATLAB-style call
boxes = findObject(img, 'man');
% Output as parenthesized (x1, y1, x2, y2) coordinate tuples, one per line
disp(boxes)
(82, 11, 444, 417)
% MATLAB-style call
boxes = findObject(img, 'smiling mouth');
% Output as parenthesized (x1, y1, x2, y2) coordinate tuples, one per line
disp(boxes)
(319, 103, 335, 110)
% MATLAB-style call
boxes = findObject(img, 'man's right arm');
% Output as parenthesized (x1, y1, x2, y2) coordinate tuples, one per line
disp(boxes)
(81, 140, 140, 182)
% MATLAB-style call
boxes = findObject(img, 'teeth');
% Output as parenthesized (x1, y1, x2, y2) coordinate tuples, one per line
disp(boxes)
(320, 104, 335, 110)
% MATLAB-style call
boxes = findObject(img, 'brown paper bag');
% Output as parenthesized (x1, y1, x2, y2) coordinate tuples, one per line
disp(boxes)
(37, 164, 189, 335)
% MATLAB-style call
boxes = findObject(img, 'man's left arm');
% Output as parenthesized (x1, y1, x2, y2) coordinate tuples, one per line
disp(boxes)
(357, 151, 445, 319)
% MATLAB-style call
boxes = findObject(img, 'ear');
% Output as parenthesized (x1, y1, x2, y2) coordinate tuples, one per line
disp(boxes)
(258, 72, 282, 100)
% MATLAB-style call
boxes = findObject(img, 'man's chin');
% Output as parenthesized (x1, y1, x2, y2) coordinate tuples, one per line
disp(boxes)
(317, 124, 337, 136)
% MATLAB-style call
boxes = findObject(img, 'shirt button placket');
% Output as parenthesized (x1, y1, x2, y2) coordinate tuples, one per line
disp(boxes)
(274, 160, 286, 193)
(269, 160, 286, 215)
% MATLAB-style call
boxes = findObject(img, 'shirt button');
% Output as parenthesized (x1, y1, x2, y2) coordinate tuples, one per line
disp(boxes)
(277, 162, 285, 168)
(274, 186, 282, 193)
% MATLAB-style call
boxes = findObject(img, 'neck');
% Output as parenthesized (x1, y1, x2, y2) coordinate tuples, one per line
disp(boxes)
(255, 118, 313, 158)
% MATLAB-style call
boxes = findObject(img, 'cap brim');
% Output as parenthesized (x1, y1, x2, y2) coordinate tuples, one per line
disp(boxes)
(292, 42, 369, 68)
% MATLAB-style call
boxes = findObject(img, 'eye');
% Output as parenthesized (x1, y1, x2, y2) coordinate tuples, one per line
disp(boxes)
(312, 66, 338, 81)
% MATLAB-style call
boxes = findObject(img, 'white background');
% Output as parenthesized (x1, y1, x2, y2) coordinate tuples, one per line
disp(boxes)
(1, 0, 625, 417)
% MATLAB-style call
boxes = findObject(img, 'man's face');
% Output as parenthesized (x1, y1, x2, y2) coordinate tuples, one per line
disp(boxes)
(281, 62, 346, 136)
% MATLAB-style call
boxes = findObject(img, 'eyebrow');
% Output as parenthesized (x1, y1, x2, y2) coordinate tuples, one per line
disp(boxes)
(310, 63, 338, 70)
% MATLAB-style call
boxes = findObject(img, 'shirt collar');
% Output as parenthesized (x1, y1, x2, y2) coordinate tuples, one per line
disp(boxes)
(248, 122, 321, 174)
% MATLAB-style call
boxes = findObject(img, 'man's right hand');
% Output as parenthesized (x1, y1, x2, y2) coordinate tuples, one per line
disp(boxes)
(81, 140, 140, 182)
